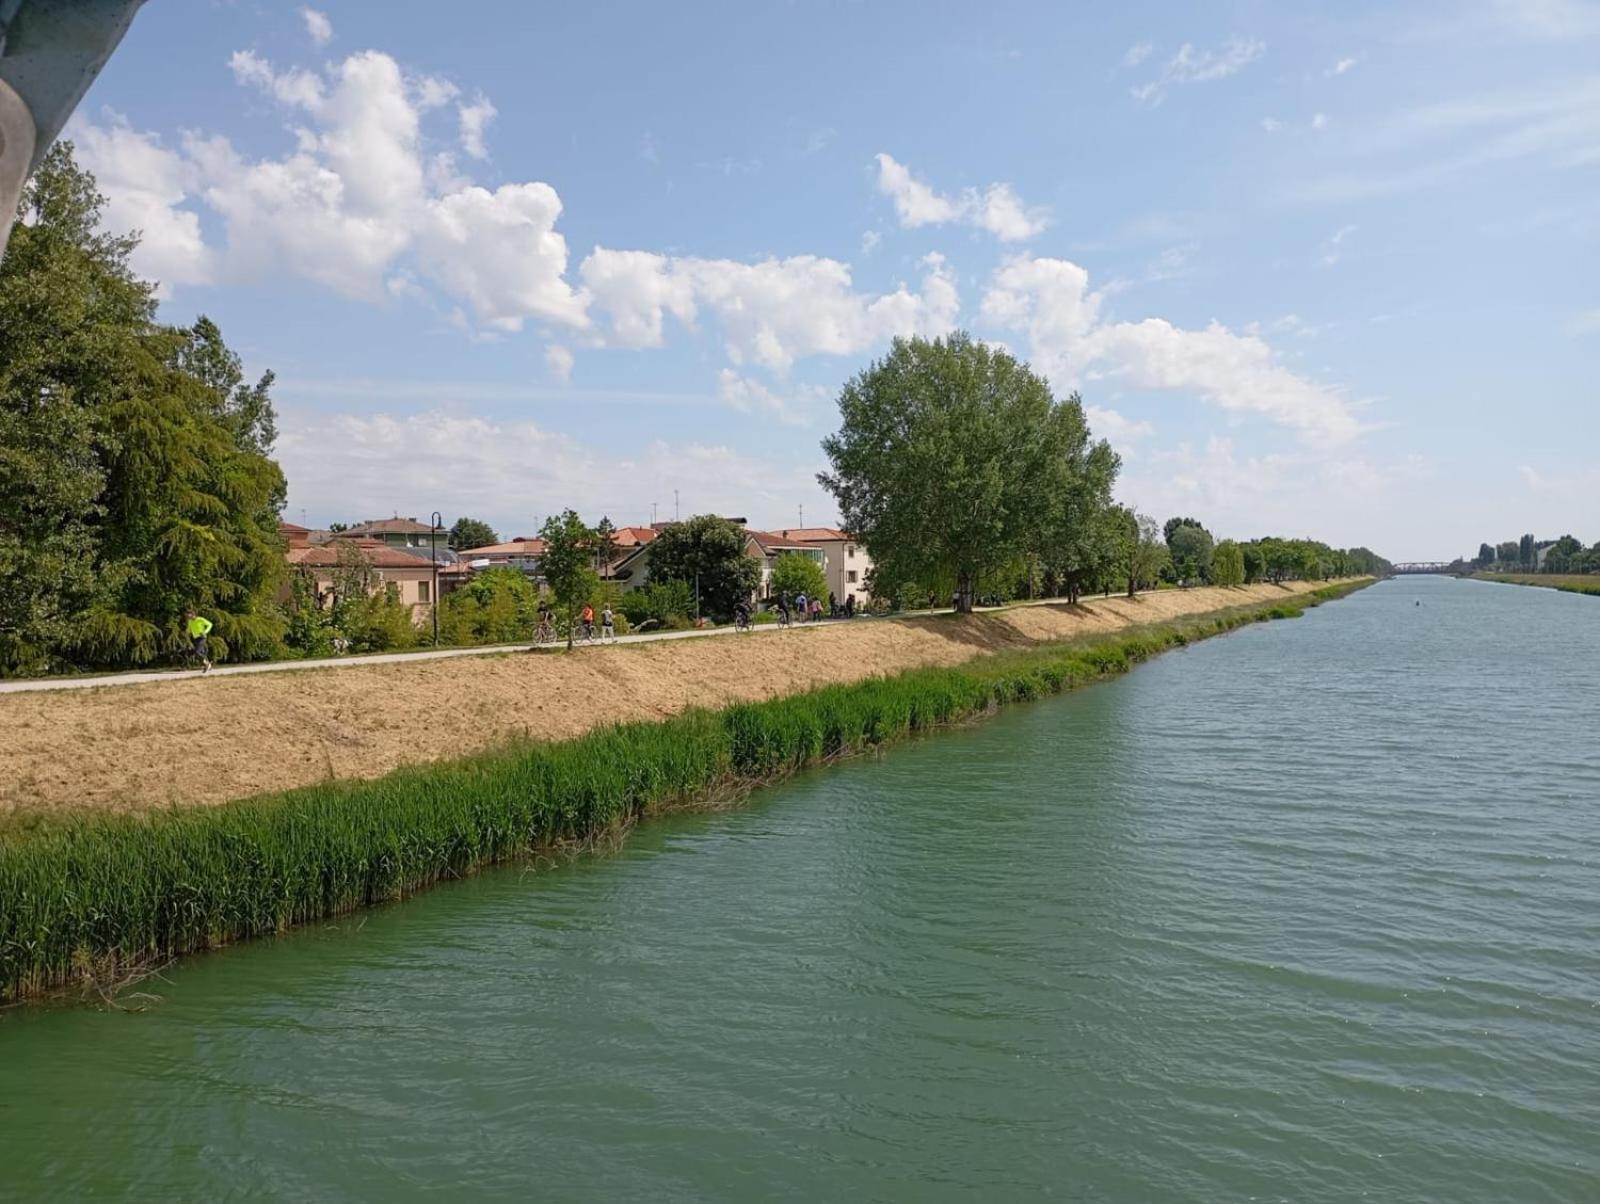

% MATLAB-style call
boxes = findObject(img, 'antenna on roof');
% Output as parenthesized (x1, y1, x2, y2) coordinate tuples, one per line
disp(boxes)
(798, 504, 804, 529)
(651, 501, 658, 524)
(674, 489, 680, 522)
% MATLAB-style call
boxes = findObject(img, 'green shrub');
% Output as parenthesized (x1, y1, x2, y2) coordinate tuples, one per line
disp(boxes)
(620, 580, 694, 627)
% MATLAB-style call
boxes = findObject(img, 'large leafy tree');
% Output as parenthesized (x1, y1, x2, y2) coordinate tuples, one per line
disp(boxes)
(645, 514, 759, 620)
(448, 516, 498, 551)
(0, 142, 286, 674)
(820, 333, 1102, 612)
(1042, 431, 1120, 603)
(770, 552, 828, 605)
(538, 509, 599, 648)
(1212, 540, 1246, 587)
(1167, 522, 1215, 585)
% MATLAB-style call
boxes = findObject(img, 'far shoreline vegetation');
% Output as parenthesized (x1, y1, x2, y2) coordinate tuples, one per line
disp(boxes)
(0, 582, 1370, 1006)
(3, 146, 1390, 681)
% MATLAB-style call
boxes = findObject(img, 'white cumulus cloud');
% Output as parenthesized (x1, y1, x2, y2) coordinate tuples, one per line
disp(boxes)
(301, 7, 333, 46)
(981, 256, 1362, 442)
(874, 153, 1048, 242)
(457, 94, 496, 160)
(69, 113, 213, 295)
(545, 344, 575, 382)
(581, 248, 959, 371)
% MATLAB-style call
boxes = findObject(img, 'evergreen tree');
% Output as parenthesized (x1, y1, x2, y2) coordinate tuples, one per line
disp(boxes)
(0, 143, 286, 674)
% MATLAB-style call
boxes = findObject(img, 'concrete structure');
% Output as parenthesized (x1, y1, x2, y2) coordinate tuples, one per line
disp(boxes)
(1, 1, 146, 256)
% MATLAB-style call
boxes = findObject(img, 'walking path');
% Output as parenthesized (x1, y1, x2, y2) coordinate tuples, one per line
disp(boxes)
(0, 611, 908, 694)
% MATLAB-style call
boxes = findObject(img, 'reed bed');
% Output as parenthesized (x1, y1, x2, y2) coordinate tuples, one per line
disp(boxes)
(0, 582, 1366, 1004)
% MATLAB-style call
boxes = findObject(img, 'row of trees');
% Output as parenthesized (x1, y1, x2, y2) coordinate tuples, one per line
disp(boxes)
(1474, 535, 1600, 575)
(819, 334, 1387, 609)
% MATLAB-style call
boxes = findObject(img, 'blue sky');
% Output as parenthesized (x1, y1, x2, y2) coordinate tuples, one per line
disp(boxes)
(67, 0, 1598, 559)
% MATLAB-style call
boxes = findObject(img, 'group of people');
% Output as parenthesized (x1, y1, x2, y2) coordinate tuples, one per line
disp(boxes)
(773, 591, 856, 626)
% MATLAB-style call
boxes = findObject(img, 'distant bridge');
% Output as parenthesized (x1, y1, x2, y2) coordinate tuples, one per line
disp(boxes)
(1390, 562, 1462, 575)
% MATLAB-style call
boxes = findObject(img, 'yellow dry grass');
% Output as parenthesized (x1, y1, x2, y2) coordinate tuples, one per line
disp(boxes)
(1, 582, 1329, 815)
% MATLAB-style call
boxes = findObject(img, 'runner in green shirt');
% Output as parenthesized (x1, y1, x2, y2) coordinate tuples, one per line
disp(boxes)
(184, 609, 213, 674)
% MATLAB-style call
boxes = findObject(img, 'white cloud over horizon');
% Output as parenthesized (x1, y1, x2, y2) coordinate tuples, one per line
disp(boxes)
(277, 410, 836, 533)
(873, 153, 1049, 242)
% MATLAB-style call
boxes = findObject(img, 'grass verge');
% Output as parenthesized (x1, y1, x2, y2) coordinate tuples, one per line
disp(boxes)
(0, 581, 1369, 1006)
(1473, 573, 1600, 597)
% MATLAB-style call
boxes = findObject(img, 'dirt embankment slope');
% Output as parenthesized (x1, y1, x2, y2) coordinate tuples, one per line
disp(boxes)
(3, 583, 1335, 816)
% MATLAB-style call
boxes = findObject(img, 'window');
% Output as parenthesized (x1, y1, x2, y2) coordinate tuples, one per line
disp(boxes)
(418, 581, 431, 603)
(846, 570, 858, 584)
(847, 544, 856, 558)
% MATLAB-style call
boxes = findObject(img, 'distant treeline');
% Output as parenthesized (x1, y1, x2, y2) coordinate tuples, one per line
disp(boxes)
(1471, 534, 1600, 575)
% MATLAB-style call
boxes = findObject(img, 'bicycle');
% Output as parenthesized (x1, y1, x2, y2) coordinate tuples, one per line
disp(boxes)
(534, 620, 555, 645)
(734, 611, 753, 632)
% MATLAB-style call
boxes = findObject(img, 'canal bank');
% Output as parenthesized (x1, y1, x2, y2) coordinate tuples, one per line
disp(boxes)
(4, 580, 1339, 817)
(1, 583, 1367, 1004)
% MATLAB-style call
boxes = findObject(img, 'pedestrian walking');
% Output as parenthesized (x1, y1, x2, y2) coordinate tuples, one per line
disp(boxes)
(600, 605, 616, 642)
(184, 608, 213, 674)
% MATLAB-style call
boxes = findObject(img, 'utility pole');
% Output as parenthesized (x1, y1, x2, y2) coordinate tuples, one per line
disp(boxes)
(798, 504, 804, 529)
(429, 510, 442, 646)
(674, 489, 680, 522)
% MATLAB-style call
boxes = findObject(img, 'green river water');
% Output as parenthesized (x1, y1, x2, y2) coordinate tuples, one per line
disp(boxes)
(2, 576, 1597, 1201)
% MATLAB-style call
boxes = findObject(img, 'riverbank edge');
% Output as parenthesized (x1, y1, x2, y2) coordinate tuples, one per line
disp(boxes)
(0, 580, 1372, 1006)
(1471, 573, 1600, 597)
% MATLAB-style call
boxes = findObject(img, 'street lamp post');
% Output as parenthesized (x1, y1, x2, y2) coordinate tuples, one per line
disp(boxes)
(430, 510, 442, 646)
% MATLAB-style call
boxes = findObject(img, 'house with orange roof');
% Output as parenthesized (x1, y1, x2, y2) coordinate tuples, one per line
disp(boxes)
(774, 527, 874, 606)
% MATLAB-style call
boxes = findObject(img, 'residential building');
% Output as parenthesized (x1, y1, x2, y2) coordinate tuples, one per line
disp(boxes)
(339, 516, 444, 550)
(744, 529, 827, 602)
(776, 527, 874, 606)
(280, 523, 444, 619)
(457, 537, 546, 567)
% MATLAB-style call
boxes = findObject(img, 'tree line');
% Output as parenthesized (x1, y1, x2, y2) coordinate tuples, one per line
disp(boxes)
(1473, 534, 1600, 575)
(819, 333, 1389, 609)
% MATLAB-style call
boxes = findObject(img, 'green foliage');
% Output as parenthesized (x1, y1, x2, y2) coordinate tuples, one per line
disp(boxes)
(0, 580, 1371, 1003)
(281, 571, 338, 658)
(821, 333, 1112, 612)
(437, 566, 538, 645)
(1166, 521, 1214, 584)
(593, 516, 620, 576)
(0, 143, 286, 676)
(341, 585, 419, 654)
(620, 579, 695, 627)
(448, 517, 498, 552)
(1212, 540, 1246, 587)
(539, 509, 600, 647)
(644, 514, 759, 620)
(770, 552, 828, 603)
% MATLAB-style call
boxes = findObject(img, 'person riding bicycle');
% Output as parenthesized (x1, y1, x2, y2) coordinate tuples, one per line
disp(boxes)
(580, 603, 596, 641)
(777, 592, 791, 627)
(734, 600, 752, 630)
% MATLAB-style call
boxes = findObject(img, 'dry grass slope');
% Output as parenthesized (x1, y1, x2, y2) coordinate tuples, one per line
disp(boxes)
(2, 582, 1336, 817)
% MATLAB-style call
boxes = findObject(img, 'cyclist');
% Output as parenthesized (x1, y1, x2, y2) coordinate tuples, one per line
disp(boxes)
(734, 601, 752, 631)
(580, 603, 596, 642)
(777, 592, 792, 627)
